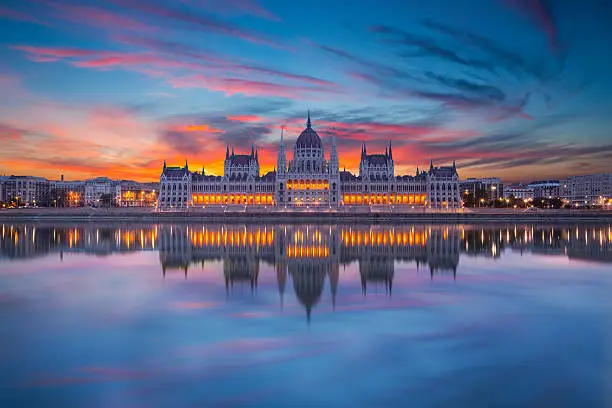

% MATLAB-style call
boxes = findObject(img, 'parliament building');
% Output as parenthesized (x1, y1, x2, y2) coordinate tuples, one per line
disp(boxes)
(157, 113, 461, 210)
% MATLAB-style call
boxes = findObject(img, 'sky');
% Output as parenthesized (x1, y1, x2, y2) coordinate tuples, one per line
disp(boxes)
(0, 0, 611, 183)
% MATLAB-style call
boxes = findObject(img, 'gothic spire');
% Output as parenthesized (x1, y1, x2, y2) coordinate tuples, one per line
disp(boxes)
(306, 110, 311, 128)
(389, 141, 393, 160)
(226, 145, 229, 159)
(163, 160, 166, 170)
(185, 159, 188, 169)
(255, 146, 259, 161)
(231, 147, 234, 156)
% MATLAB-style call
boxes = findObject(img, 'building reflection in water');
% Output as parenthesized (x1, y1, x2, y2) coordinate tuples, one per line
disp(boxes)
(1, 223, 611, 319)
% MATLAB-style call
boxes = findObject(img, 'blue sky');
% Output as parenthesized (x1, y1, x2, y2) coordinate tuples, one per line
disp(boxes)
(0, 0, 611, 181)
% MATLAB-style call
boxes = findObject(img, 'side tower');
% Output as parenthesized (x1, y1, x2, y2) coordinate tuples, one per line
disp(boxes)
(158, 159, 192, 210)
(426, 161, 461, 209)
(276, 127, 288, 207)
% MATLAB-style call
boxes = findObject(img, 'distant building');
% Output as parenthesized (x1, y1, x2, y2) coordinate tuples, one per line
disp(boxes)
(561, 174, 612, 207)
(119, 181, 158, 207)
(0, 176, 49, 206)
(0, 176, 9, 202)
(84, 177, 121, 206)
(158, 113, 462, 210)
(504, 184, 534, 200)
(50, 179, 85, 207)
(527, 180, 560, 199)
(460, 177, 504, 202)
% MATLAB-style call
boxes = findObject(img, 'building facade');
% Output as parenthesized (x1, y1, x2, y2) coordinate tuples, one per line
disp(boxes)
(158, 114, 462, 210)
(460, 177, 504, 202)
(84, 177, 121, 206)
(504, 184, 535, 200)
(120, 181, 158, 207)
(561, 174, 612, 207)
(527, 180, 560, 199)
(0, 176, 49, 206)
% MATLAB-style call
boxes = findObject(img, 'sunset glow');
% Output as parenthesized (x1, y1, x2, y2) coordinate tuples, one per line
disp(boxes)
(1, 0, 611, 182)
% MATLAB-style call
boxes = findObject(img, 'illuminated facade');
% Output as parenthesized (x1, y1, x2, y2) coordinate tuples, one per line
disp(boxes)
(157, 113, 461, 210)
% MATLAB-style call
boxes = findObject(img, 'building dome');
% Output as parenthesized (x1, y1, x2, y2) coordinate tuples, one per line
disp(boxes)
(295, 112, 322, 148)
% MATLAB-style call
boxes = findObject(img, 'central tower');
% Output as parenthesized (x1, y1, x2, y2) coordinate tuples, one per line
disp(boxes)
(276, 112, 340, 208)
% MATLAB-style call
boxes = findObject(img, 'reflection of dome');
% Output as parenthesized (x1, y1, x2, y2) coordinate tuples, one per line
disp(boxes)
(295, 112, 321, 148)
(290, 265, 326, 322)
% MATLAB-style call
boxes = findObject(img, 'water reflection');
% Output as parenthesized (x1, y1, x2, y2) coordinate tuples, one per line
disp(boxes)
(1, 223, 611, 319)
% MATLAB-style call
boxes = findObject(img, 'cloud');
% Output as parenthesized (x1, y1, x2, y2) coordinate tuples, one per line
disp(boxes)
(419, 19, 543, 81)
(503, 0, 559, 51)
(158, 115, 274, 158)
(168, 75, 341, 99)
(192, 0, 281, 21)
(115, 0, 283, 47)
(370, 25, 497, 75)
(423, 72, 506, 102)
(0, 5, 44, 24)
(40, 1, 155, 33)
(0, 123, 27, 141)
(116, 34, 333, 85)
(13, 43, 337, 99)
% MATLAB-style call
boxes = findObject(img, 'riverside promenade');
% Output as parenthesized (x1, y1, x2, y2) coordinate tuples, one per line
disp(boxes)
(1, 207, 611, 224)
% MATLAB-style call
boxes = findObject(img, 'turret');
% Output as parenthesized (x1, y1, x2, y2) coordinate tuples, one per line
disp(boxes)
(329, 134, 339, 175)
(276, 126, 287, 175)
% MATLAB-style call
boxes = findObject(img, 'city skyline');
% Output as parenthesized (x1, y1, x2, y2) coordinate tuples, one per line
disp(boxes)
(1, 1, 612, 183)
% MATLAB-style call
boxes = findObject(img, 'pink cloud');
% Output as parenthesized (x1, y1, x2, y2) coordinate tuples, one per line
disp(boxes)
(193, 0, 281, 21)
(0, 6, 44, 25)
(504, 0, 559, 51)
(168, 75, 341, 98)
(12, 46, 100, 59)
(226, 115, 264, 123)
(116, 0, 282, 48)
(0, 123, 25, 141)
(42, 1, 154, 33)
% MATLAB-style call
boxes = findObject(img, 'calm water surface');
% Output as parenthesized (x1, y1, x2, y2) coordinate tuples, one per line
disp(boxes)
(1, 222, 611, 407)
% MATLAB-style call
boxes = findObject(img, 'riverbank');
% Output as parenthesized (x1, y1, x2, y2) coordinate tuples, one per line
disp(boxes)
(1, 207, 611, 223)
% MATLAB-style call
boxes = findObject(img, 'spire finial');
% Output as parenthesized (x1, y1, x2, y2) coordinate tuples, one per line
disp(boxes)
(389, 141, 393, 160)
(163, 160, 166, 169)
(185, 159, 188, 169)
(226, 145, 229, 159)
(307, 110, 311, 128)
